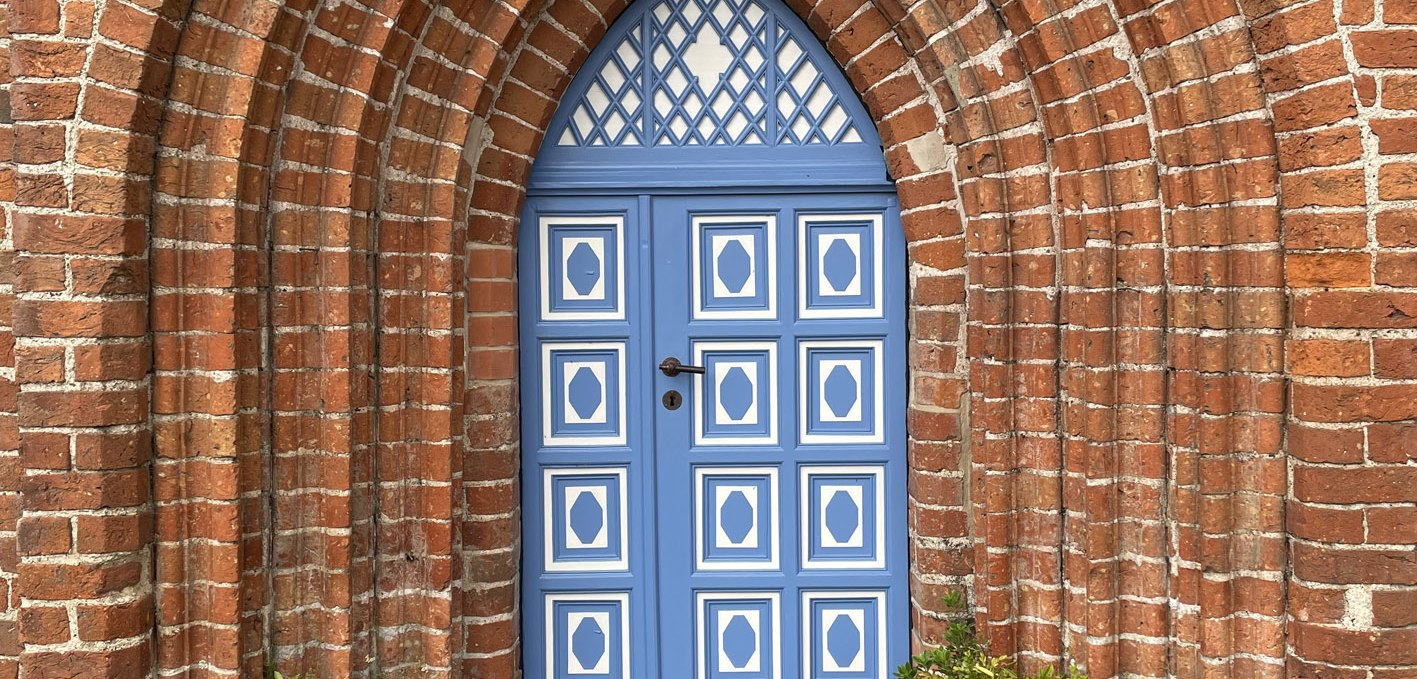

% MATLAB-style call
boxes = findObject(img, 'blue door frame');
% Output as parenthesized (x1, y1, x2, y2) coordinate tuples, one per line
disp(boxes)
(518, 0, 907, 675)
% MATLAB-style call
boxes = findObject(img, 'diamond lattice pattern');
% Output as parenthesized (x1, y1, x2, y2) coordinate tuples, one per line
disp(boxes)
(774, 28, 861, 145)
(558, 21, 646, 147)
(649, 0, 769, 145)
(555, 0, 862, 147)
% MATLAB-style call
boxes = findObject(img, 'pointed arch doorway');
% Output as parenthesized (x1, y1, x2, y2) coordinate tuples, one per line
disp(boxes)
(518, 0, 908, 675)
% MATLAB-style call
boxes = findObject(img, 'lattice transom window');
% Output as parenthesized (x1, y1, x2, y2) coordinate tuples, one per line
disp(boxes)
(554, 0, 865, 148)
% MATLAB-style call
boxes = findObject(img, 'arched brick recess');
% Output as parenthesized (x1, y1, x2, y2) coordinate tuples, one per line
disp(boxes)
(460, 0, 980, 670)
(2, 0, 1414, 675)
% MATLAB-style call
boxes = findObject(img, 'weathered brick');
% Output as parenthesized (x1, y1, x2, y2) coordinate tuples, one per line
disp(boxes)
(1, 3, 1413, 677)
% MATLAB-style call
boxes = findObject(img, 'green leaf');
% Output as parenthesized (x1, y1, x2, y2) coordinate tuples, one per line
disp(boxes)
(895, 620, 1089, 679)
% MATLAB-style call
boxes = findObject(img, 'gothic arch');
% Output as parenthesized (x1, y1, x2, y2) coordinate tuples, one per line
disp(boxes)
(0, 0, 1321, 672)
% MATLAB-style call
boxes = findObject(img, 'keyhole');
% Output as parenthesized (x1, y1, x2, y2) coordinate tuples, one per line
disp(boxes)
(662, 390, 683, 410)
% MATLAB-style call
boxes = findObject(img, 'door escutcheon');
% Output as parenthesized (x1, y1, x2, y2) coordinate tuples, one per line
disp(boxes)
(662, 390, 683, 410)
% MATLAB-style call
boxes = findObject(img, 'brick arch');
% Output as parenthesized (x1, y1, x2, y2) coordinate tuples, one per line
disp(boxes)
(8, 0, 1361, 676)
(145, 0, 1290, 675)
(146, 0, 550, 673)
(464, 0, 975, 666)
(457, 0, 1291, 675)
(9, 0, 1415, 673)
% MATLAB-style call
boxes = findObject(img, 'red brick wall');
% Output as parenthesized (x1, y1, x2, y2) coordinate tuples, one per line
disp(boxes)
(2, 0, 160, 674)
(1283, 1, 1417, 673)
(0, 0, 1411, 676)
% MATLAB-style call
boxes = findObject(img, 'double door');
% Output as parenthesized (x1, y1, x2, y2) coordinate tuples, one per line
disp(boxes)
(520, 191, 906, 679)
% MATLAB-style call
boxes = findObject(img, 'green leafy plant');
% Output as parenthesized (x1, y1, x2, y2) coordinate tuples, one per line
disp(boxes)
(264, 666, 316, 679)
(896, 593, 1087, 679)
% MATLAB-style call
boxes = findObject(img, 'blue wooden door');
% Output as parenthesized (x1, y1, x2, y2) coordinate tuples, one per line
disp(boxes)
(650, 193, 906, 679)
(519, 191, 906, 679)
(519, 0, 906, 675)
(521, 194, 656, 679)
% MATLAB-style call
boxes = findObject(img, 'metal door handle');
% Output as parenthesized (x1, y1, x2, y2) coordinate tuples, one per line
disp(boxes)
(659, 357, 706, 377)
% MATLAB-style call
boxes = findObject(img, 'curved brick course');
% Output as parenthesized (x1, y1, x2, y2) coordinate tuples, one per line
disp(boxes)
(0, 0, 1411, 675)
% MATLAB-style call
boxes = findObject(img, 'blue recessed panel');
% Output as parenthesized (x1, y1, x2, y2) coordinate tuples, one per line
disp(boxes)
(801, 466, 884, 569)
(695, 467, 778, 570)
(694, 216, 776, 320)
(799, 214, 882, 319)
(544, 343, 627, 446)
(697, 593, 780, 679)
(694, 342, 777, 445)
(800, 341, 883, 444)
(547, 594, 630, 678)
(542, 216, 625, 321)
(546, 468, 629, 572)
(802, 592, 886, 679)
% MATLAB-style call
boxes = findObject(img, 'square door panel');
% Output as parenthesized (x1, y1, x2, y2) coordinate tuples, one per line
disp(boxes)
(696, 592, 781, 679)
(694, 466, 779, 570)
(694, 341, 778, 445)
(540, 216, 625, 321)
(545, 468, 628, 572)
(798, 213, 882, 319)
(693, 215, 777, 320)
(543, 342, 627, 446)
(800, 466, 884, 569)
(801, 591, 886, 679)
(546, 593, 630, 678)
(799, 340, 883, 444)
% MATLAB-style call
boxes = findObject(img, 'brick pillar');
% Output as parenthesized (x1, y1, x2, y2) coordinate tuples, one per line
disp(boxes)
(8, 0, 157, 674)
(8, 34, 156, 679)
(1283, 8, 1417, 674)
(374, 63, 471, 678)
(149, 0, 279, 674)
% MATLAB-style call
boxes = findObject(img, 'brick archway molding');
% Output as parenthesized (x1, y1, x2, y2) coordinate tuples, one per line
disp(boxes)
(6, 0, 1414, 674)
